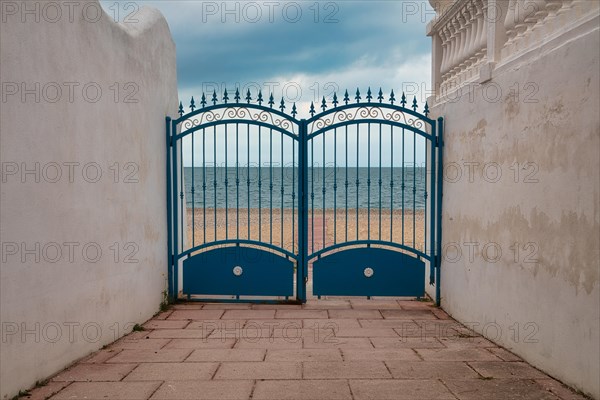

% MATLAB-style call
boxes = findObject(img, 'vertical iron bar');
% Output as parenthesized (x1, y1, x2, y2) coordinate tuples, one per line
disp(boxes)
(413, 130, 416, 248)
(281, 132, 284, 248)
(424, 137, 428, 256)
(436, 117, 444, 306)
(270, 128, 273, 245)
(214, 126, 217, 241)
(322, 133, 325, 250)
(247, 124, 250, 239)
(429, 122, 437, 285)
(333, 128, 337, 244)
(180, 130, 184, 253)
(378, 123, 382, 240)
(367, 123, 371, 241)
(356, 125, 359, 241)
(298, 120, 308, 303)
(390, 125, 394, 242)
(259, 126, 262, 242)
(292, 140, 296, 254)
(166, 117, 173, 299)
(172, 120, 179, 300)
(191, 129, 195, 247)
(225, 125, 228, 239)
(311, 138, 314, 252)
(401, 128, 405, 246)
(345, 126, 348, 242)
(203, 129, 206, 243)
(236, 123, 239, 239)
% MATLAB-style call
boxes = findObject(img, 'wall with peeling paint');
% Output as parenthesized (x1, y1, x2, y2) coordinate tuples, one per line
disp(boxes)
(0, 2, 178, 399)
(430, 10, 600, 399)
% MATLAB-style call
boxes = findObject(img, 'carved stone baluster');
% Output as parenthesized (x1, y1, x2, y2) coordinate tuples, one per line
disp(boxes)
(475, 0, 488, 66)
(505, 0, 519, 46)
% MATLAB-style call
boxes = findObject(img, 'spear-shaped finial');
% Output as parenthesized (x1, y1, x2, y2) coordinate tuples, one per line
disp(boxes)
(291, 103, 297, 118)
(412, 96, 418, 111)
(377, 88, 384, 103)
(234, 88, 240, 103)
(268, 93, 274, 108)
(424, 102, 430, 117)
(223, 89, 229, 104)
(332, 92, 339, 107)
(343, 90, 350, 105)
(279, 98, 285, 112)
(178, 101, 184, 116)
(309, 101, 315, 117)
(321, 96, 327, 112)
(401, 92, 407, 107)
(389, 90, 396, 105)
(355, 88, 361, 103)
(257, 90, 263, 105)
(366, 87, 372, 102)
(200, 93, 207, 108)
(245, 89, 252, 104)
(211, 90, 218, 105)
(190, 96, 196, 111)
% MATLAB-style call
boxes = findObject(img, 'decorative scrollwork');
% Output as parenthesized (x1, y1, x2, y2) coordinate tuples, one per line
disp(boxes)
(178, 106, 298, 136)
(308, 106, 428, 135)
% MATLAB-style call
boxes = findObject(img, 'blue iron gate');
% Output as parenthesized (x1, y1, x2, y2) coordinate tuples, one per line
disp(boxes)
(167, 88, 443, 304)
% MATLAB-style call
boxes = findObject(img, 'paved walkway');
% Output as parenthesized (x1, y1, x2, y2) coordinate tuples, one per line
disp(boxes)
(26, 299, 586, 400)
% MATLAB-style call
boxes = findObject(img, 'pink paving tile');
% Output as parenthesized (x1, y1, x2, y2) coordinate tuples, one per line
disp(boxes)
(186, 349, 266, 362)
(167, 309, 225, 320)
(172, 303, 204, 309)
(265, 349, 343, 362)
(164, 338, 236, 349)
(437, 335, 496, 348)
(468, 361, 550, 379)
(234, 337, 303, 349)
(52, 363, 137, 382)
(415, 347, 502, 361)
(350, 379, 455, 400)
(150, 380, 254, 400)
(341, 348, 420, 361)
(334, 328, 399, 337)
(23, 381, 70, 400)
(274, 309, 328, 319)
(370, 337, 445, 349)
(443, 379, 560, 400)
(303, 336, 373, 349)
(153, 310, 174, 320)
(80, 349, 122, 364)
(221, 309, 276, 319)
(109, 338, 171, 351)
(380, 309, 438, 319)
(302, 318, 360, 329)
(124, 362, 218, 381)
(386, 360, 480, 379)
(214, 361, 302, 380)
(252, 304, 303, 310)
(349, 299, 404, 310)
(359, 319, 421, 329)
(328, 309, 383, 319)
(535, 379, 589, 400)
(302, 299, 351, 309)
(147, 329, 213, 339)
(50, 381, 162, 400)
(201, 303, 252, 309)
(186, 319, 247, 328)
(397, 300, 434, 310)
(488, 347, 523, 361)
(106, 349, 192, 363)
(253, 379, 352, 400)
(303, 361, 391, 379)
(143, 320, 190, 329)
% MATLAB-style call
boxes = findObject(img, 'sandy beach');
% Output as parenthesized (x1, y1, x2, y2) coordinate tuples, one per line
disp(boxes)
(186, 208, 427, 254)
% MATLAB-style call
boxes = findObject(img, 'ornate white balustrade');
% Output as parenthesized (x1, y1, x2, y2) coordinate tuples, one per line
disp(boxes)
(427, 0, 599, 99)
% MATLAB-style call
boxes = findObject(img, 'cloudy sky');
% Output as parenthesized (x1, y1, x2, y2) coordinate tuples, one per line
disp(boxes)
(102, 1, 434, 117)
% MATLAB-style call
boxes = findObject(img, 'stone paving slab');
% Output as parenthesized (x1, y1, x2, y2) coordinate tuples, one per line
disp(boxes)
(18, 299, 585, 400)
(253, 379, 352, 399)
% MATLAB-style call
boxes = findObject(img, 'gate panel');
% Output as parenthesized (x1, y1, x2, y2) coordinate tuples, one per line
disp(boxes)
(313, 247, 425, 297)
(168, 88, 443, 304)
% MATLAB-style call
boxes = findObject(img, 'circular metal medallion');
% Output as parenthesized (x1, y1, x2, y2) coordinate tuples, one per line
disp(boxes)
(364, 267, 374, 278)
(233, 266, 243, 276)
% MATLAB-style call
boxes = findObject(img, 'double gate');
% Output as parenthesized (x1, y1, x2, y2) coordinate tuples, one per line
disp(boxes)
(167, 88, 443, 304)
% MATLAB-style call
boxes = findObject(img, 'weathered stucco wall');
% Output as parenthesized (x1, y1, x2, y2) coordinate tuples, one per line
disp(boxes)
(429, 4, 599, 398)
(0, 2, 178, 398)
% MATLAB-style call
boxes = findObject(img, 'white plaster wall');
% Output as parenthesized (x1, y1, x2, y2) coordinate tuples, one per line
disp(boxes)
(0, 2, 178, 398)
(431, 14, 600, 399)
